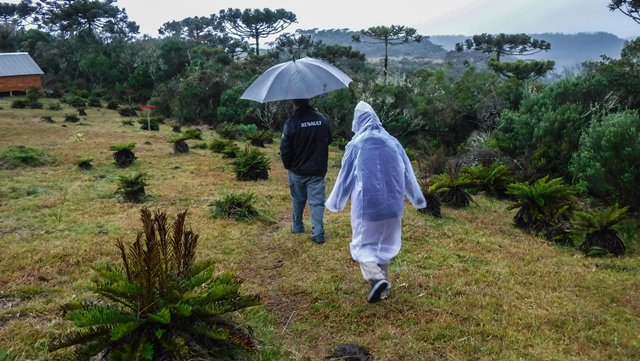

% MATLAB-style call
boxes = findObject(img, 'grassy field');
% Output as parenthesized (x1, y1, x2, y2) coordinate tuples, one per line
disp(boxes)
(1, 97, 639, 361)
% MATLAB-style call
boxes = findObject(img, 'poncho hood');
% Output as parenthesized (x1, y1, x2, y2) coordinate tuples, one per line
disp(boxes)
(352, 101, 383, 134)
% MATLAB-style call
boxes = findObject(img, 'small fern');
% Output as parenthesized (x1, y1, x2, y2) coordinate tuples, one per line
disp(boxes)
(74, 156, 94, 170)
(233, 146, 270, 181)
(110, 143, 136, 168)
(432, 162, 477, 208)
(116, 173, 147, 203)
(210, 191, 260, 221)
(463, 161, 513, 198)
(573, 205, 629, 256)
(417, 178, 442, 217)
(506, 176, 576, 238)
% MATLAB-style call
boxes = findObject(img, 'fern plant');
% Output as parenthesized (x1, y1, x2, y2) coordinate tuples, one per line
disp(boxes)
(417, 178, 442, 218)
(216, 123, 240, 140)
(49, 208, 260, 360)
(432, 162, 477, 208)
(167, 134, 190, 154)
(463, 161, 513, 198)
(572, 205, 629, 256)
(233, 146, 270, 181)
(245, 130, 273, 148)
(506, 176, 576, 239)
(116, 173, 147, 203)
(210, 191, 259, 221)
(210, 139, 240, 159)
(110, 143, 136, 168)
(75, 156, 94, 170)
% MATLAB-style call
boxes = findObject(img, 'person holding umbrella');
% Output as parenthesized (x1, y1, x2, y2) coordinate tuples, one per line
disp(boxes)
(326, 101, 426, 303)
(280, 98, 332, 243)
(240, 57, 353, 243)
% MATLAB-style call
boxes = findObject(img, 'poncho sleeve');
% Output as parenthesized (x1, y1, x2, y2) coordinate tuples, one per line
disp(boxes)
(400, 145, 427, 209)
(326, 145, 357, 212)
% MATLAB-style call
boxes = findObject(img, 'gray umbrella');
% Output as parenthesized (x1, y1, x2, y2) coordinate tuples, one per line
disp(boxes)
(240, 57, 353, 103)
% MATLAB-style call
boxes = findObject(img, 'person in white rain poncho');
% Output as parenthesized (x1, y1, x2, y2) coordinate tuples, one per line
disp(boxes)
(326, 101, 426, 303)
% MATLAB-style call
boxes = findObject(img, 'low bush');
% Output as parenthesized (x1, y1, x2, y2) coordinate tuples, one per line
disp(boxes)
(210, 191, 260, 221)
(233, 146, 270, 181)
(418, 178, 442, 218)
(573, 205, 629, 257)
(246, 130, 273, 148)
(74, 156, 94, 170)
(87, 97, 102, 107)
(47, 102, 62, 111)
(216, 122, 240, 140)
(463, 161, 513, 198)
(11, 99, 27, 109)
(110, 143, 136, 168)
(118, 106, 138, 117)
(210, 139, 240, 158)
(115, 172, 147, 202)
(0, 145, 57, 169)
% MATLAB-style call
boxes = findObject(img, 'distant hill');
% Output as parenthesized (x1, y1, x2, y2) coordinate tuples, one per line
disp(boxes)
(430, 32, 627, 71)
(302, 29, 628, 73)
(299, 28, 448, 59)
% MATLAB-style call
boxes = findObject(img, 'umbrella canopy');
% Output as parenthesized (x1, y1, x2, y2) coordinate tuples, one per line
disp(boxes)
(240, 57, 352, 103)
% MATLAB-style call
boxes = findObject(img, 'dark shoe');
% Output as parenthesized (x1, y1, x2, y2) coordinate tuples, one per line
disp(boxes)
(367, 279, 389, 304)
(311, 236, 325, 244)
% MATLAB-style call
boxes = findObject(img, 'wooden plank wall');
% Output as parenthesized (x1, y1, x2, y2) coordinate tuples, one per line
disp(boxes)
(0, 75, 43, 92)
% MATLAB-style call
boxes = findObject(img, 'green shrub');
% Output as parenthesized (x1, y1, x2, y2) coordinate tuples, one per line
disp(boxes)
(88, 97, 102, 107)
(115, 172, 147, 202)
(431, 162, 477, 208)
(0, 145, 56, 169)
(11, 99, 27, 109)
(418, 178, 442, 218)
(463, 161, 513, 198)
(570, 110, 640, 210)
(49, 208, 260, 359)
(64, 114, 80, 123)
(572, 205, 629, 256)
(106, 100, 119, 110)
(65, 95, 86, 108)
(110, 143, 136, 167)
(183, 127, 202, 140)
(507, 176, 576, 240)
(28, 101, 43, 109)
(246, 129, 273, 148)
(47, 102, 62, 111)
(210, 191, 260, 221)
(167, 135, 190, 154)
(216, 122, 240, 140)
(137, 117, 162, 131)
(238, 123, 258, 137)
(118, 106, 138, 117)
(233, 146, 270, 181)
(192, 142, 208, 149)
(210, 139, 240, 158)
(74, 156, 94, 170)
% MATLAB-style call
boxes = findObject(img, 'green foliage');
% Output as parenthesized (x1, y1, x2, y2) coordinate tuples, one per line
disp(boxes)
(573, 205, 629, 256)
(233, 146, 270, 181)
(137, 117, 162, 131)
(216, 122, 241, 140)
(118, 107, 138, 117)
(417, 178, 442, 217)
(106, 100, 119, 110)
(110, 143, 136, 168)
(488, 58, 555, 81)
(456, 33, 551, 62)
(463, 161, 513, 198)
(74, 156, 94, 170)
(48, 102, 62, 111)
(65, 95, 87, 108)
(64, 113, 80, 123)
(506, 176, 576, 238)
(192, 142, 208, 149)
(245, 129, 273, 147)
(115, 173, 147, 202)
(238, 123, 258, 137)
(431, 162, 477, 208)
(216, 84, 254, 124)
(49, 208, 260, 360)
(570, 110, 640, 210)
(88, 97, 102, 107)
(209, 139, 240, 158)
(210, 191, 260, 221)
(0, 145, 57, 169)
(182, 127, 202, 140)
(218, 8, 297, 56)
(10, 99, 28, 109)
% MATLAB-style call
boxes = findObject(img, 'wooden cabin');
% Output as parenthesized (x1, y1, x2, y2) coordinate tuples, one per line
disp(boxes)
(0, 52, 44, 94)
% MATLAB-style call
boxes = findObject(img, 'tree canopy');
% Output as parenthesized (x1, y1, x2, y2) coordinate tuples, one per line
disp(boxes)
(352, 25, 422, 82)
(218, 8, 296, 56)
(609, 0, 640, 24)
(456, 33, 551, 62)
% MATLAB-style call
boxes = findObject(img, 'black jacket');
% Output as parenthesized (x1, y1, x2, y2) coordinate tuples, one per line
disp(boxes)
(279, 105, 332, 176)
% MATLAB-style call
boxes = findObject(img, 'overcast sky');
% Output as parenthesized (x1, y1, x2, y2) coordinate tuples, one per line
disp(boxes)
(7, 0, 640, 39)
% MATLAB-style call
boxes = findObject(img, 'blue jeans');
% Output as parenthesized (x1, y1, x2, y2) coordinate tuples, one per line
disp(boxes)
(288, 171, 325, 240)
